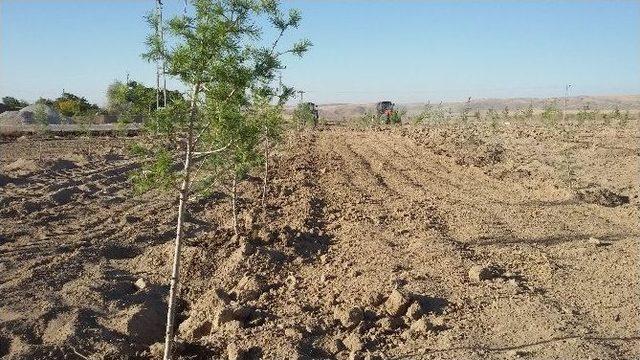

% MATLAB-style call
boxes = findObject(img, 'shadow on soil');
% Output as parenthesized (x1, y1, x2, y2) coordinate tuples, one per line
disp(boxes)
(471, 231, 637, 247)
(394, 335, 640, 359)
(287, 195, 333, 260)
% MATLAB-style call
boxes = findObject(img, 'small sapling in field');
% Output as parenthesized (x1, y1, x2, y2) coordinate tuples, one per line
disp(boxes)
(461, 103, 470, 123)
(542, 102, 560, 127)
(413, 102, 433, 125)
(293, 102, 317, 128)
(473, 109, 482, 121)
(619, 110, 631, 128)
(390, 107, 405, 124)
(502, 106, 510, 120)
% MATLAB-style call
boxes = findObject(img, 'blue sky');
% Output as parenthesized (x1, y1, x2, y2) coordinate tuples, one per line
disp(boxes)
(1, 1, 638, 105)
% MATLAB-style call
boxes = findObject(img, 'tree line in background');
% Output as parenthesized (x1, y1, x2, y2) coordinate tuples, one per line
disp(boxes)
(0, 80, 184, 119)
(1, 93, 101, 117)
(106, 81, 183, 120)
(2, 92, 634, 128)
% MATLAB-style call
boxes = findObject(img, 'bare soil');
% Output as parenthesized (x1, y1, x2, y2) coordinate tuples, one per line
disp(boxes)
(1, 120, 638, 359)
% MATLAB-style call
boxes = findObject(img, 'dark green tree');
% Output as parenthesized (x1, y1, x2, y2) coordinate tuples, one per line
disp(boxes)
(2, 96, 29, 110)
(106, 80, 183, 120)
(52, 92, 101, 116)
(293, 102, 316, 127)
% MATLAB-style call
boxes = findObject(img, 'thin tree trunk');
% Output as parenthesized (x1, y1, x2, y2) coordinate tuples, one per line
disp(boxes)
(163, 82, 199, 360)
(262, 127, 269, 217)
(163, 170, 189, 360)
(232, 171, 239, 237)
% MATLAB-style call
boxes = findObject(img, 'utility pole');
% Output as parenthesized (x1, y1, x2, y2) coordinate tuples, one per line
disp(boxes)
(298, 90, 305, 103)
(155, 0, 161, 109)
(563, 84, 572, 122)
(160, 0, 167, 108)
(155, 0, 167, 108)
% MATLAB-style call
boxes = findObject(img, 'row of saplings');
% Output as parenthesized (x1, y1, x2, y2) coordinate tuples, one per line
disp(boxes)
(132, 1, 406, 358)
(130, 1, 312, 359)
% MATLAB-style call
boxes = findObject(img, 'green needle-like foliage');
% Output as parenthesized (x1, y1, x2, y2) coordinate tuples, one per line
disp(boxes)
(135, 0, 310, 194)
(293, 103, 316, 127)
(133, 1, 310, 358)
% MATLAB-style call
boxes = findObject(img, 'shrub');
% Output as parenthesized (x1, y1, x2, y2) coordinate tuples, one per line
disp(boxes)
(106, 80, 182, 120)
(2, 96, 29, 110)
(293, 103, 316, 127)
(413, 102, 432, 124)
(521, 102, 534, 120)
(389, 107, 404, 124)
(542, 102, 560, 125)
(502, 106, 510, 120)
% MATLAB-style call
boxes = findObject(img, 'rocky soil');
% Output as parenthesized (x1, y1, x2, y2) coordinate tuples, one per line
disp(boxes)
(0, 120, 638, 359)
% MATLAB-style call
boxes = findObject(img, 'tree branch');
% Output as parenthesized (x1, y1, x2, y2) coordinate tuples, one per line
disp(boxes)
(192, 140, 232, 157)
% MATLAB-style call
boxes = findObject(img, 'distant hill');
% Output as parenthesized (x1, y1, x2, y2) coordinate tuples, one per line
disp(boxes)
(301, 94, 640, 121)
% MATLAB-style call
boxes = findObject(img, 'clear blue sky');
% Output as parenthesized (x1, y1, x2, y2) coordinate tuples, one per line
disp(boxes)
(1, 1, 639, 105)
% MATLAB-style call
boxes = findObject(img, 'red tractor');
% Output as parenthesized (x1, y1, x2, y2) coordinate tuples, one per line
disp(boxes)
(376, 101, 399, 124)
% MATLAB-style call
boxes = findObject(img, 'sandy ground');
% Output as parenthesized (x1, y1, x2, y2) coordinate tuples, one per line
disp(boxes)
(0, 120, 638, 359)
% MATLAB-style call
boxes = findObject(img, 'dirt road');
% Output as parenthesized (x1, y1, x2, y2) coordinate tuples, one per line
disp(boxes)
(1, 124, 638, 359)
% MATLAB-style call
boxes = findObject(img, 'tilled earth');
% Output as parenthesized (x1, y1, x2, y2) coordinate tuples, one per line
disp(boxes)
(0, 122, 639, 359)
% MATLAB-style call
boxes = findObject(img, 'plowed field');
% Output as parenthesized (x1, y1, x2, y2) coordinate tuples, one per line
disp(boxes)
(1, 122, 638, 359)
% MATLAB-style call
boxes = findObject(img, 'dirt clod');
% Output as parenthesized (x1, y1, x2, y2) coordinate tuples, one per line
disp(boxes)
(343, 332, 364, 352)
(227, 342, 245, 360)
(367, 292, 385, 307)
(384, 289, 411, 317)
(409, 318, 432, 335)
(327, 338, 346, 354)
(4, 158, 39, 176)
(42, 311, 80, 345)
(284, 327, 303, 341)
(405, 301, 423, 320)
(238, 240, 256, 257)
(334, 305, 364, 328)
(213, 306, 236, 327)
(378, 316, 405, 332)
(148, 342, 164, 358)
(134, 278, 147, 290)
(285, 275, 297, 289)
(233, 275, 266, 302)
